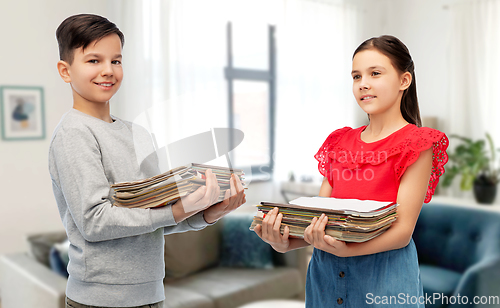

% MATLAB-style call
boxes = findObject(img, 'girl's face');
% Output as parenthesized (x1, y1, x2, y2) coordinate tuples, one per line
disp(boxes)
(351, 49, 409, 116)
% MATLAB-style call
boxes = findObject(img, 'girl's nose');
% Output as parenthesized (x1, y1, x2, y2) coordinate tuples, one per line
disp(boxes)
(359, 81, 370, 90)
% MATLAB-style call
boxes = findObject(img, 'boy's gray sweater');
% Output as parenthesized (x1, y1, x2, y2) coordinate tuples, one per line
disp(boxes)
(48, 109, 210, 307)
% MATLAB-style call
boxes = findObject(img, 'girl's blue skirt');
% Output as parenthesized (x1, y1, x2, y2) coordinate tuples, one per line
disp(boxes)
(306, 239, 424, 307)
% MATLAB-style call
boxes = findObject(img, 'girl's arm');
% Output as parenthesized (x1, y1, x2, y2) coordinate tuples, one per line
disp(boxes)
(318, 176, 333, 197)
(305, 148, 433, 257)
(254, 177, 334, 252)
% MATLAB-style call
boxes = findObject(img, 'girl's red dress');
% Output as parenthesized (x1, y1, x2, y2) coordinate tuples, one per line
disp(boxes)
(306, 123, 449, 308)
(315, 123, 449, 203)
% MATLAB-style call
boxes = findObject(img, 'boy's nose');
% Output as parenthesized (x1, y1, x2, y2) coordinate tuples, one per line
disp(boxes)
(101, 63, 114, 76)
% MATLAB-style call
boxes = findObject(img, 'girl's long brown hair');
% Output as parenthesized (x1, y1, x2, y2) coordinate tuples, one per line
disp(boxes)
(353, 35, 422, 127)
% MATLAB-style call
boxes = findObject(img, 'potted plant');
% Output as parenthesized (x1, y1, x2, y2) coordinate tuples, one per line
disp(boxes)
(441, 133, 499, 204)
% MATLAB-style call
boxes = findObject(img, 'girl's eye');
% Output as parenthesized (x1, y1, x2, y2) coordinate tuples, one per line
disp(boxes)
(112, 60, 122, 65)
(352, 75, 360, 80)
(88, 59, 98, 64)
(372, 71, 380, 76)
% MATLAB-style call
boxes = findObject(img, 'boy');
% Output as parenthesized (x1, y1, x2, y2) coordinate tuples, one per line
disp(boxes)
(49, 14, 246, 308)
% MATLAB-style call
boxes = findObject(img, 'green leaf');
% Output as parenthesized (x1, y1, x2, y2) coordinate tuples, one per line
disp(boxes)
(446, 133, 499, 190)
(486, 133, 496, 162)
(450, 134, 472, 144)
(460, 174, 474, 191)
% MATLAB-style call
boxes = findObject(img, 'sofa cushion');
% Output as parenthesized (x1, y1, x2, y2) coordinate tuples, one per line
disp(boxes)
(164, 285, 214, 308)
(420, 264, 461, 307)
(220, 213, 274, 268)
(49, 239, 70, 277)
(170, 267, 302, 308)
(414, 203, 500, 273)
(164, 223, 221, 280)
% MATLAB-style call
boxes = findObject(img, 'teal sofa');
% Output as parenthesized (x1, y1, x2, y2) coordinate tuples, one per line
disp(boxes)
(413, 202, 500, 308)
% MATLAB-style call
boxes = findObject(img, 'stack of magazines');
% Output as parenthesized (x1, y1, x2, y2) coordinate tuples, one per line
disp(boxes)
(250, 197, 398, 242)
(111, 163, 245, 209)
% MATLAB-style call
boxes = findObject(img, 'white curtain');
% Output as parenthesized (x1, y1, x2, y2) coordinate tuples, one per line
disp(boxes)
(274, 0, 361, 182)
(108, 0, 168, 123)
(441, 0, 500, 198)
(113, 0, 361, 180)
(167, 0, 229, 143)
(447, 0, 500, 145)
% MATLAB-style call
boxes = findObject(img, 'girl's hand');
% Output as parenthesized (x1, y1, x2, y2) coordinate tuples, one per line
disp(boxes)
(254, 207, 290, 253)
(304, 214, 349, 257)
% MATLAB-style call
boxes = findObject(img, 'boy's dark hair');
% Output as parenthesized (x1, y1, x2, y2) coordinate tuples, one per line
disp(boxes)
(353, 35, 422, 127)
(56, 14, 124, 64)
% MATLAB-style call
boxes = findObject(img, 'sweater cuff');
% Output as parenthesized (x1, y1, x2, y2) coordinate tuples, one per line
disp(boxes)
(150, 205, 177, 230)
(186, 211, 215, 229)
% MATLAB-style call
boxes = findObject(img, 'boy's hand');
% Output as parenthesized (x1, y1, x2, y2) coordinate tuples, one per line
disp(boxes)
(254, 207, 290, 253)
(304, 214, 349, 257)
(173, 169, 220, 222)
(203, 173, 246, 224)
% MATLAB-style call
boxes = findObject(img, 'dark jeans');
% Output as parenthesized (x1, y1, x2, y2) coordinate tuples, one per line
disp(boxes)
(65, 297, 164, 308)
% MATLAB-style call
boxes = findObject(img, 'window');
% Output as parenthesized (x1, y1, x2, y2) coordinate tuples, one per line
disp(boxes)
(225, 22, 276, 181)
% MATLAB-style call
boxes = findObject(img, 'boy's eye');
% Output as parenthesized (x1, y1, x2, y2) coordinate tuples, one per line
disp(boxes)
(112, 60, 122, 65)
(88, 59, 98, 64)
(352, 75, 360, 80)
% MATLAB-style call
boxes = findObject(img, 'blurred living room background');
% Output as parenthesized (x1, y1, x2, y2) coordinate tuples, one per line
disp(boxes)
(2, 0, 500, 307)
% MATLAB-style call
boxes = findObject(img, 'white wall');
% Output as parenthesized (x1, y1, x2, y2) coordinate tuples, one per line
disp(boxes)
(0, 0, 469, 255)
(352, 0, 451, 130)
(0, 0, 115, 255)
(351, 0, 472, 198)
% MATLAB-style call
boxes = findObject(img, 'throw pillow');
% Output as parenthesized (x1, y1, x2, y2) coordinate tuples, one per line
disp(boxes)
(164, 222, 221, 281)
(49, 239, 70, 278)
(219, 213, 274, 269)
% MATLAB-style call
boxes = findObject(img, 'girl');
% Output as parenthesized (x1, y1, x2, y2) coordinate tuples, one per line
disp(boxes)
(254, 35, 449, 307)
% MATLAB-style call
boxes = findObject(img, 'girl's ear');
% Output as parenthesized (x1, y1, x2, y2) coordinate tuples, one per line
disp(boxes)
(400, 72, 412, 91)
(57, 61, 71, 83)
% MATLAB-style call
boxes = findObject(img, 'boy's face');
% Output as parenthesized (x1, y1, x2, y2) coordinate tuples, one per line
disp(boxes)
(61, 34, 123, 106)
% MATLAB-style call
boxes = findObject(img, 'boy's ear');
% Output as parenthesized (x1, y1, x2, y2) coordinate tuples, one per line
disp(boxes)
(57, 60, 72, 83)
(400, 71, 412, 91)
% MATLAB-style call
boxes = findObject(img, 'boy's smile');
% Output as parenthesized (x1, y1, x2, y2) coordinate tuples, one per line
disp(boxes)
(62, 34, 123, 114)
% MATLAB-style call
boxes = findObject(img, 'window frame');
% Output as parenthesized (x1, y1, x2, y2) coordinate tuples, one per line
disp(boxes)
(224, 22, 277, 181)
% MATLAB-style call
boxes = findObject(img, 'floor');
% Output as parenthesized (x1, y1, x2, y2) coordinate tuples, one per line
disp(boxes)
(239, 300, 305, 308)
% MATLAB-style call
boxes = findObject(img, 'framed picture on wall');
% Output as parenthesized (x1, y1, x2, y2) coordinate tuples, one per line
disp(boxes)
(0, 86, 45, 141)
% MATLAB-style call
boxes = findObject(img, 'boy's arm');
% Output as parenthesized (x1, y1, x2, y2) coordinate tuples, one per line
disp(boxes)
(50, 127, 212, 243)
(162, 211, 212, 235)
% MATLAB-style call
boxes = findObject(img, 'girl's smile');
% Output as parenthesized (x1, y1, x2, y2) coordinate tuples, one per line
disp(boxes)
(351, 49, 408, 116)
(360, 94, 377, 102)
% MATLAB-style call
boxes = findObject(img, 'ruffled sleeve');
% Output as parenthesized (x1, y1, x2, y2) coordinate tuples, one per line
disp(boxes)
(394, 127, 449, 203)
(315, 127, 352, 185)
